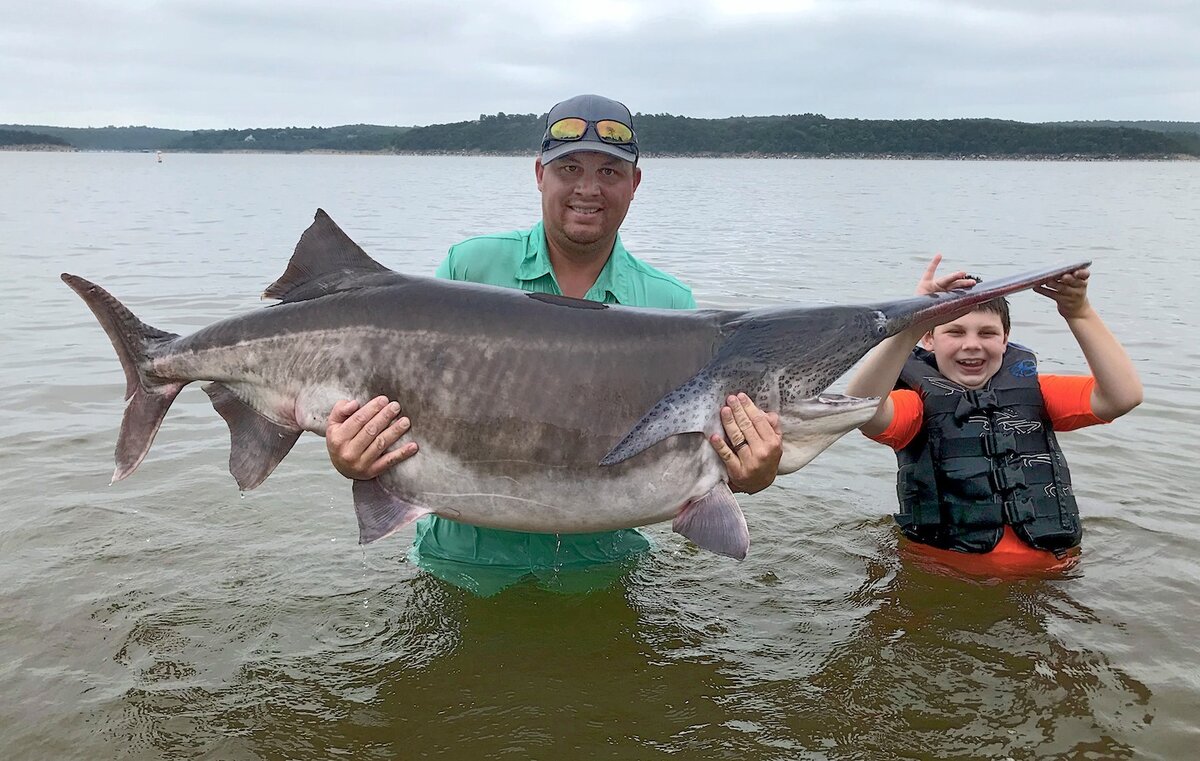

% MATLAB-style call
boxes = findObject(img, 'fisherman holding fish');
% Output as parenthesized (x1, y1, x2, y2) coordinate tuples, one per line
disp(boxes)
(66, 179, 1086, 577)
(846, 256, 1142, 573)
(325, 94, 784, 593)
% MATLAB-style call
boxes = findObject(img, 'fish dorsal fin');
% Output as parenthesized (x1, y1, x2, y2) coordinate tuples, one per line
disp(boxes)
(526, 292, 609, 310)
(263, 209, 394, 303)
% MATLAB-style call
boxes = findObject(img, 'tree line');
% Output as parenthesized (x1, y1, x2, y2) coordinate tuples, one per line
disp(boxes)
(0, 128, 70, 147)
(3, 115, 1198, 157)
(385, 112, 1200, 158)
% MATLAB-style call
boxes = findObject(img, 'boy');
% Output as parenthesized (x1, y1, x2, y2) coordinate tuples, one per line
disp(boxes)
(846, 256, 1142, 569)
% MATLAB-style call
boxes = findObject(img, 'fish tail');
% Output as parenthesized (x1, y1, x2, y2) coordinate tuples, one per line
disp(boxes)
(61, 274, 185, 482)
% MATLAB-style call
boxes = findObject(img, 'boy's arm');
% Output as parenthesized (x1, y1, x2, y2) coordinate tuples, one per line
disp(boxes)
(847, 255, 975, 437)
(846, 330, 922, 437)
(1034, 268, 1143, 422)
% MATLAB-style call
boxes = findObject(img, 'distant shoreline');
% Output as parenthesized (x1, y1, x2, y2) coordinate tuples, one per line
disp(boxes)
(0, 144, 74, 152)
(3, 145, 1195, 161)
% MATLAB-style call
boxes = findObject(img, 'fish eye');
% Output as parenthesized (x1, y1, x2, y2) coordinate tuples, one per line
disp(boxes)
(872, 311, 888, 337)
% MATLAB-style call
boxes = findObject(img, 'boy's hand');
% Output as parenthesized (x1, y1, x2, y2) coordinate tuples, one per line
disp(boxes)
(1034, 267, 1092, 319)
(917, 253, 977, 296)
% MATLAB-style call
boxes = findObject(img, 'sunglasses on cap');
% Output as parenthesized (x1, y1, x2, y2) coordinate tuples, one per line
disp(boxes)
(542, 118, 636, 148)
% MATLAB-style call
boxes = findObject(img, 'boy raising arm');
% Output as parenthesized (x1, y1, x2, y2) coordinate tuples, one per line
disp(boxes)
(846, 255, 1142, 559)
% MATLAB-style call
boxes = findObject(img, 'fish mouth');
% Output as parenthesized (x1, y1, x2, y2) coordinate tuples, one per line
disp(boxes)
(814, 393, 879, 415)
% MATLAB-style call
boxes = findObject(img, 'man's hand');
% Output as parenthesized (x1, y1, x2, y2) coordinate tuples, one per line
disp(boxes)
(325, 396, 417, 480)
(708, 393, 783, 494)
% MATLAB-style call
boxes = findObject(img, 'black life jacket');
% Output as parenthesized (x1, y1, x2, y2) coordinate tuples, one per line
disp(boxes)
(894, 344, 1081, 554)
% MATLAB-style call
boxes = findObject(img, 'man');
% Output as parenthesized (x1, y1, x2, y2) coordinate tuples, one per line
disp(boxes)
(326, 94, 783, 594)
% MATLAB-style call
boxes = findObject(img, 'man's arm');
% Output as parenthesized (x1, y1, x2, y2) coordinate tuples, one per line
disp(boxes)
(846, 255, 976, 437)
(1034, 268, 1142, 422)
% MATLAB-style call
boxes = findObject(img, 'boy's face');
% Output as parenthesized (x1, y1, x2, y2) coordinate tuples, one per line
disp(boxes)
(921, 310, 1009, 389)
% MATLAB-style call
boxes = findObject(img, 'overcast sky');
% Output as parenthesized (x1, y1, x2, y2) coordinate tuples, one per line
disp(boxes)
(4, 0, 1197, 129)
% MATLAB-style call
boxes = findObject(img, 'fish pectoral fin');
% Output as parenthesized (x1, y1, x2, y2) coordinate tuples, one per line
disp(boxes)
(600, 372, 718, 466)
(672, 482, 749, 560)
(352, 479, 432, 544)
(202, 382, 301, 490)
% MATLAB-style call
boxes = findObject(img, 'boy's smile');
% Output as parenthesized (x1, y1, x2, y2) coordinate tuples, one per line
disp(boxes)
(922, 310, 1009, 389)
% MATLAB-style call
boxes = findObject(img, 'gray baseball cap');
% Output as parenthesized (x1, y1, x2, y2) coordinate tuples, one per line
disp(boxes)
(539, 94, 639, 165)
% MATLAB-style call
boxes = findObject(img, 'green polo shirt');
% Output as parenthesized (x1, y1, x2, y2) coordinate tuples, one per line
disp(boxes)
(409, 221, 695, 596)
(433, 221, 696, 308)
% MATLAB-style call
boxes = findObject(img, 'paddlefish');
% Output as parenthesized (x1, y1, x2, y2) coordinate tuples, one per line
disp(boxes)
(63, 210, 1088, 559)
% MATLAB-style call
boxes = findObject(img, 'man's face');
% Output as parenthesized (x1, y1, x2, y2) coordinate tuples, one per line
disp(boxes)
(536, 151, 641, 253)
(921, 310, 1009, 389)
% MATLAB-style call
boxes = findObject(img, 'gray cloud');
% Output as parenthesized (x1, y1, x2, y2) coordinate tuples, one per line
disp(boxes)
(2, 0, 1196, 128)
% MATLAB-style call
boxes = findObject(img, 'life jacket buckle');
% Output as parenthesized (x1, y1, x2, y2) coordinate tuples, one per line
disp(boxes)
(990, 462, 1027, 493)
(954, 389, 1000, 421)
(983, 432, 1017, 457)
(1005, 496, 1037, 524)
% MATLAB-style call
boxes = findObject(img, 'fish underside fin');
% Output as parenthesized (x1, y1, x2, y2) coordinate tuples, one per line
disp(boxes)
(352, 479, 433, 544)
(263, 208, 406, 303)
(61, 274, 186, 482)
(202, 383, 302, 490)
(673, 482, 749, 560)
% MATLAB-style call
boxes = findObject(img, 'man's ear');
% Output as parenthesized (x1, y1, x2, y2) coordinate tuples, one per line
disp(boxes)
(534, 158, 545, 190)
(920, 330, 935, 350)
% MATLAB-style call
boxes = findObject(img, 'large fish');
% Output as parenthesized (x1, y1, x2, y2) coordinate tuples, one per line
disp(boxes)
(63, 210, 1088, 559)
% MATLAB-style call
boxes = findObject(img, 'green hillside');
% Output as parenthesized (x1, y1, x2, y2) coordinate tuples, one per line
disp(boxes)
(0, 128, 72, 148)
(3, 116, 1197, 157)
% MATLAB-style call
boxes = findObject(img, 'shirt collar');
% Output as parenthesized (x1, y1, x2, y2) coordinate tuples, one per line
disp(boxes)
(517, 221, 634, 304)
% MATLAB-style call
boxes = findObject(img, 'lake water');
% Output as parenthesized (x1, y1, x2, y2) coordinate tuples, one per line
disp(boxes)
(1, 152, 1198, 760)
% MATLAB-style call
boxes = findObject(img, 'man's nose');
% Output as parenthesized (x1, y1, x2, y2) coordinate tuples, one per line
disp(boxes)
(572, 172, 601, 194)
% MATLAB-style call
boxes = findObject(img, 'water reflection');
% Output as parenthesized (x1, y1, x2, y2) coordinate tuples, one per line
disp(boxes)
(6, 154, 1197, 760)
(723, 528, 1154, 759)
(84, 524, 1157, 760)
(101, 569, 747, 759)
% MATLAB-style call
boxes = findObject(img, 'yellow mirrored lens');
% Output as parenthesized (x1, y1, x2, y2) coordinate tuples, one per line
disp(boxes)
(595, 120, 633, 143)
(549, 118, 587, 140)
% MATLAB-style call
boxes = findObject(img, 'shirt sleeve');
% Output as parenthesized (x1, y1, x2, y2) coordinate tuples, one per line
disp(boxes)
(434, 247, 456, 280)
(867, 389, 924, 451)
(1040, 374, 1107, 430)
